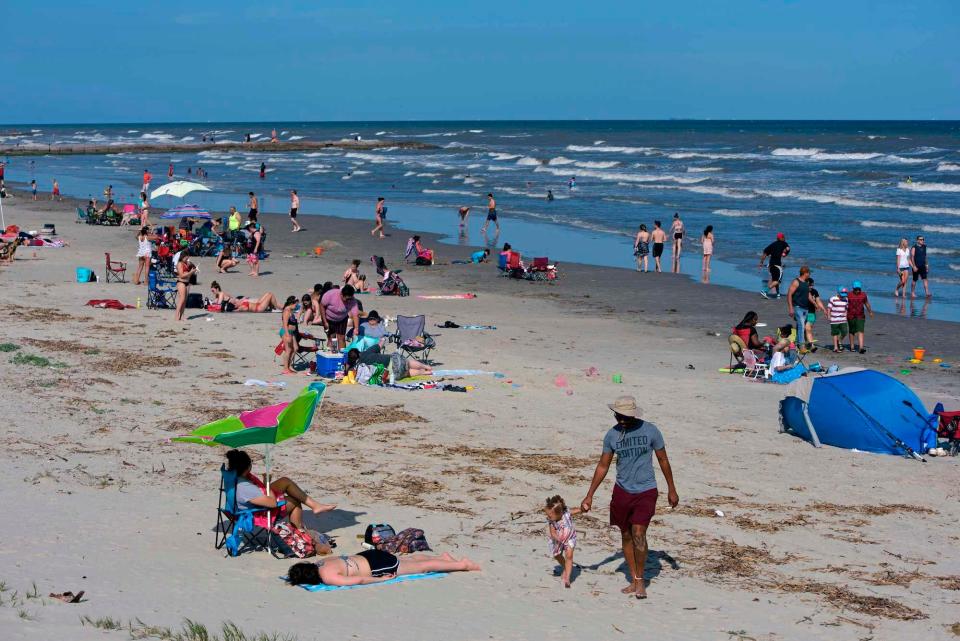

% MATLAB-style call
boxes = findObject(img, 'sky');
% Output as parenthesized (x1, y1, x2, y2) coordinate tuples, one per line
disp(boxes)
(1, 0, 958, 123)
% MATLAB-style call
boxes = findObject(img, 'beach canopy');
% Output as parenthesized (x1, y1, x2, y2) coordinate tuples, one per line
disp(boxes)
(151, 180, 211, 200)
(779, 368, 938, 458)
(160, 204, 212, 220)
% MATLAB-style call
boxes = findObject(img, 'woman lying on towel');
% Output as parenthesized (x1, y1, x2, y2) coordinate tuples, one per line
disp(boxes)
(288, 553, 481, 587)
(210, 281, 281, 312)
(226, 450, 335, 546)
(344, 347, 433, 383)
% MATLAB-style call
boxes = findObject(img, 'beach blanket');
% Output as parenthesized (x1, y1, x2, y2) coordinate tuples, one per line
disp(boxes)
(436, 323, 496, 330)
(283, 572, 444, 591)
(416, 294, 476, 300)
(431, 369, 499, 377)
(85, 299, 134, 310)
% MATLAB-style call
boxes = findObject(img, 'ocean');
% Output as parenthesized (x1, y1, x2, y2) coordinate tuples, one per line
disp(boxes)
(3, 120, 960, 320)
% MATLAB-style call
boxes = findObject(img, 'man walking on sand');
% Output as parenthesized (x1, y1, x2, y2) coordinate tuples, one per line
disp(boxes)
(759, 232, 790, 299)
(786, 265, 816, 350)
(909, 235, 931, 299)
(581, 396, 679, 599)
(142, 169, 152, 193)
(481, 193, 499, 234)
(290, 190, 302, 232)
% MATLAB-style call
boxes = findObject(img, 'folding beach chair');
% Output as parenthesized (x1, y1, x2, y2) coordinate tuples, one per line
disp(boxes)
(75, 207, 90, 224)
(728, 335, 747, 372)
(215, 465, 286, 557)
(146, 270, 177, 309)
(104, 253, 127, 283)
(391, 314, 437, 363)
(273, 331, 323, 371)
(741, 348, 768, 381)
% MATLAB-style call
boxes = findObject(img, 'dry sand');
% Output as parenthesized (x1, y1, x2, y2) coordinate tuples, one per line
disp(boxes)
(1, 191, 958, 641)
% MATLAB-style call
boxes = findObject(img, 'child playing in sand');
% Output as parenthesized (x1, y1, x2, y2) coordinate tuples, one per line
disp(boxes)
(544, 495, 579, 588)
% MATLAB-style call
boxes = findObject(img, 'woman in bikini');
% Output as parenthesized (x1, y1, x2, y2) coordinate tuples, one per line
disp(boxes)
(280, 296, 300, 374)
(210, 281, 280, 312)
(174, 253, 198, 322)
(633, 224, 650, 273)
(342, 259, 368, 291)
(287, 552, 481, 587)
(670, 212, 685, 270)
(701, 225, 714, 274)
(216, 243, 240, 273)
(134, 226, 152, 286)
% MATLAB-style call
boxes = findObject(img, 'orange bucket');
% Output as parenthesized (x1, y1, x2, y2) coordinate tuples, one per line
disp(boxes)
(913, 348, 925, 361)
(313, 246, 324, 256)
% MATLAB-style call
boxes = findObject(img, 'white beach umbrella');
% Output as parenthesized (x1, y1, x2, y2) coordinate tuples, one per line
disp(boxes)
(150, 181, 211, 200)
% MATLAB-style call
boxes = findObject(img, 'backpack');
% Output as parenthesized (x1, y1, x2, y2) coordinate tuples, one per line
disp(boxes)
(364, 523, 396, 547)
(376, 528, 431, 554)
(272, 521, 316, 558)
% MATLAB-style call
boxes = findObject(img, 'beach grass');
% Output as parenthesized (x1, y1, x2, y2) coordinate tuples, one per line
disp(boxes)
(9, 352, 67, 368)
(0, 343, 20, 352)
(81, 616, 297, 641)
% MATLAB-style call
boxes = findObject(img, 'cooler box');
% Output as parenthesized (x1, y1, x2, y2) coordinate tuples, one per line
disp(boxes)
(76, 267, 94, 283)
(316, 353, 345, 377)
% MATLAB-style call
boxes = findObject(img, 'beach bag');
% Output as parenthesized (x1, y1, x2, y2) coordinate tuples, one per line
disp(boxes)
(355, 363, 375, 385)
(364, 523, 396, 547)
(377, 528, 431, 554)
(272, 521, 316, 558)
(186, 293, 204, 308)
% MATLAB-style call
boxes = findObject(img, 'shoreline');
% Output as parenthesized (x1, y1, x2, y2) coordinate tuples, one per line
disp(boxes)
(0, 138, 437, 156)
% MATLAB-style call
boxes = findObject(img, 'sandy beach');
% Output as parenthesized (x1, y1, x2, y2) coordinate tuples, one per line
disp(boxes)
(1, 190, 959, 641)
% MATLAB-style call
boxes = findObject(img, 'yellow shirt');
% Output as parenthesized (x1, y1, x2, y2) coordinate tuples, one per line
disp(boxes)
(228, 214, 241, 231)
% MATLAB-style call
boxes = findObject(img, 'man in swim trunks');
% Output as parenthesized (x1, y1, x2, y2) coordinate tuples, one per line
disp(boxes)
(247, 192, 258, 223)
(289, 189, 301, 232)
(650, 220, 667, 272)
(580, 396, 678, 599)
(909, 235, 931, 298)
(759, 232, 790, 299)
(481, 193, 499, 234)
(287, 552, 481, 587)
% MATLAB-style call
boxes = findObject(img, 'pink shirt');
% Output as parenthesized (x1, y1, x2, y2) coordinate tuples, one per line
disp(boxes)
(320, 289, 359, 322)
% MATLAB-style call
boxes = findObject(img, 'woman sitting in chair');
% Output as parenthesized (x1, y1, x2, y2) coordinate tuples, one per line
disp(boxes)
(210, 281, 281, 312)
(287, 552, 481, 587)
(225, 450, 335, 546)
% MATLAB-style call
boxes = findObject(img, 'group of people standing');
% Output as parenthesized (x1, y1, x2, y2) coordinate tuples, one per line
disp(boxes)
(633, 213, 713, 276)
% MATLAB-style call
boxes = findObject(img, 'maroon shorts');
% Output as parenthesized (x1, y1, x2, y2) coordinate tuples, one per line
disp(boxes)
(610, 484, 658, 532)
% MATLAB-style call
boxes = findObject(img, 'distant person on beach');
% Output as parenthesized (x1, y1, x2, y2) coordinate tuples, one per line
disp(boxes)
(803, 277, 828, 353)
(759, 232, 790, 299)
(909, 235, 931, 298)
(134, 226, 152, 286)
(320, 284, 361, 354)
(701, 225, 714, 273)
(785, 265, 816, 350)
(544, 494, 580, 588)
(259, 162, 266, 179)
(342, 259, 368, 291)
(216, 244, 239, 273)
(245, 133, 252, 143)
(290, 190, 301, 232)
(733, 311, 764, 351)
(280, 296, 301, 374)
(670, 213, 685, 262)
(245, 223, 263, 277)
(371, 196, 386, 238)
(344, 347, 433, 382)
(287, 553, 480, 587)
(167, 163, 174, 180)
(481, 193, 500, 234)
(846, 280, 873, 353)
(650, 221, 666, 272)
(580, 396, 679, 599)
(568, 176, 576, 189)
(228, 206, 242, 240)
(634, 224, 650, 272)
(103, 185, 113, 200)
(51, 179, 61, 201)
(471, 249, 490, 264)
(895, 238, 911, 297)
(458, 206, 470, 227)
(547, 189, 554, 202)
(247, 192, 258, 223)
(138, 191, 151, 227)
(209, 281, 281, 312)
(827, 287, 849, 353)
(271, 129, 278, 143)
(142, 169, 152, 193)
(30, 179, 37, 200)
(174, 253, 197, 322)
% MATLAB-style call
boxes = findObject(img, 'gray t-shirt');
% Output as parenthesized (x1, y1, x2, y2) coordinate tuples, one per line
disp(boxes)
(235, 478, 264, 510)
(602, 421, 665, 494)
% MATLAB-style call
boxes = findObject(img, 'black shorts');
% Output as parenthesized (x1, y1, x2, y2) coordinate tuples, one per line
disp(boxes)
(912, 267, 928, 281)
(652, 243, 664, 258)
(358, 549, 399, 577)
(248, 209, 258, 221)
(769, 264, 783, 282)
(487, 209, 497, 221)
(327, 318, 348, 335)
(674, 232, 683, 240)
(290, 208, 298, 218)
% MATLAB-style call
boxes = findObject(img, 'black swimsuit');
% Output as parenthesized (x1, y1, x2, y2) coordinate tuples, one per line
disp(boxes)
(357, 549, 399, 577)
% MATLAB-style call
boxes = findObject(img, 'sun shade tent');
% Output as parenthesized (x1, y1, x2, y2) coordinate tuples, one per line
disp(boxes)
(173, 382, 326, 551)
(779, 368, 938, 458)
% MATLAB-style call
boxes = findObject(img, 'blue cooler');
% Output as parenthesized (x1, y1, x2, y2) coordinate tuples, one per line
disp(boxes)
(316, 353, 345, 377)
(76, 267, 93, 283)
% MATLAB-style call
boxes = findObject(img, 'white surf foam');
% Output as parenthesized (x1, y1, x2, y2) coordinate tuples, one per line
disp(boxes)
(771, 147, 822, 157)
(488, 152, 521, 161)
(515, 156, 542, 166)
(937, 163, 960, 172)
(576, 160, 620, 169)
(860, 221, 899, 229)
(548, 156, 576, 166)
(287, 135, 305, 141)
(468, 129, 484, 133)
(533, 165, 707, 184)
(687, 167, 722, 173)
(713, 209, 768, 217)
(566, 144, 654, 154)
(422, 189, 480, 196)
(898, 181, 960, 193)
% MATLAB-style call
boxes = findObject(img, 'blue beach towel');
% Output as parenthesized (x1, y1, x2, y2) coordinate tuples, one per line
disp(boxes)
(281, 572, 445, 591)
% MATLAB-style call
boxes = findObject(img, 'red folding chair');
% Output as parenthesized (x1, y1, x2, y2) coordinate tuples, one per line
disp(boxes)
(104, 252, 127, 283)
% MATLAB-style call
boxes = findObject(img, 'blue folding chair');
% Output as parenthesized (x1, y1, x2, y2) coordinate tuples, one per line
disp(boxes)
(215, 465, 285, 557)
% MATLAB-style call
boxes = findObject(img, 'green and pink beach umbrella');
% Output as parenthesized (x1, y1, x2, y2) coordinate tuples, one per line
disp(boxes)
(173, 382, 326, 538)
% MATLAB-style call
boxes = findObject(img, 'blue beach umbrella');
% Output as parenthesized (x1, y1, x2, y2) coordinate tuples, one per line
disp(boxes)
(160, 203, 212, 220)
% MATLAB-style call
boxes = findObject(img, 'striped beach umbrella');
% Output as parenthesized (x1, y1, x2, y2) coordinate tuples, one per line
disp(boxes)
(159, 203, 212, 220)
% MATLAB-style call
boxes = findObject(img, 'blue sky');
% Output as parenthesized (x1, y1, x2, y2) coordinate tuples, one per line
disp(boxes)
(2, 0, 957, 123)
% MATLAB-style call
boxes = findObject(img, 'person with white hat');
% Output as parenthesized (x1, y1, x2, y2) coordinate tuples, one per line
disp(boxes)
(580, 395, 679, 599)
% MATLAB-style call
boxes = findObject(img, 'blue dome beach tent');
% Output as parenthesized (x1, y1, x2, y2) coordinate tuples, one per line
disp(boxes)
(779, 368, 938, 461)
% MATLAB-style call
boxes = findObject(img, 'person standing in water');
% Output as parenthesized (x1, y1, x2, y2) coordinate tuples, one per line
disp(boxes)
(371, 197, 386, 238)
(259, 162, 266, 179)
(458, 206, 471, 227)
(895, 238, 910, 297)
(289, 190, 301, 232)
(580, 396, 679, 599)
(650, 221, 667, 272)
(634, 224, 650, 273)
(909, 235, 931, 298)
(481, 193, 500, 234)
(167, 163, 174, 180)
(670, 213, 685, 271)
(547, 189, 554, 202)
(701, 225, 714, 274)
(759, 232, 790, 299)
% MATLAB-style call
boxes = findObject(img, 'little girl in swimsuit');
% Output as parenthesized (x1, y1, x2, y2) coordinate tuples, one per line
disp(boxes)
(544, 495, 580, 588)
